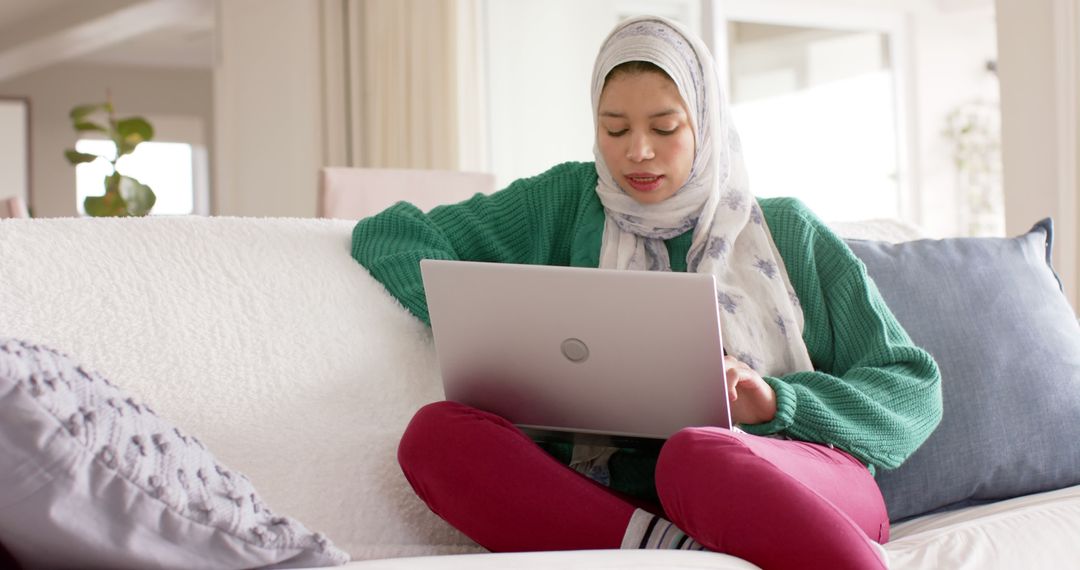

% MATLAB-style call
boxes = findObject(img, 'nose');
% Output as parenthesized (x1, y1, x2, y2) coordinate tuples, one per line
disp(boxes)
(626, 132, 655, 162)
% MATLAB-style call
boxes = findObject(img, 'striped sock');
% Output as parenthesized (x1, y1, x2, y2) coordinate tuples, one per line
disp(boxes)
(621, 508, 706, 550)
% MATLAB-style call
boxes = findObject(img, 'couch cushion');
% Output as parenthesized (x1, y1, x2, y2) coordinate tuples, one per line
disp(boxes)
(0, 337, 349, 568)
(846, 219, 1080, 522)
(886, 484, 1080, 569)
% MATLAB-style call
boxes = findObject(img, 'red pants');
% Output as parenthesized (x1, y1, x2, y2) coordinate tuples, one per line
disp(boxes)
(398, 401, 889, 569)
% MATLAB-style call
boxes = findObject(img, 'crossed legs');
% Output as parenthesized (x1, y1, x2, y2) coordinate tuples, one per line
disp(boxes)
(398, 401, 888, 569)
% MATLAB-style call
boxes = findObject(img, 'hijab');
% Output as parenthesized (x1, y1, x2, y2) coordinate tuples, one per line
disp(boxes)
(591, 16, 813, 377)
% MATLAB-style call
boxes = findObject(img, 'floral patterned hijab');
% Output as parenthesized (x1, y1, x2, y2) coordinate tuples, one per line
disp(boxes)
(591, 16, 813, 377)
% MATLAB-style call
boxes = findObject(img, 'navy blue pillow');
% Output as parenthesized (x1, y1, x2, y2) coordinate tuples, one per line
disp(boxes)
(846, 219, 1080, 522)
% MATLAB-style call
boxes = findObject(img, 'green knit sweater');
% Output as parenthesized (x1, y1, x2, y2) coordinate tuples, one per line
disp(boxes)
(352, 161, 942, 488)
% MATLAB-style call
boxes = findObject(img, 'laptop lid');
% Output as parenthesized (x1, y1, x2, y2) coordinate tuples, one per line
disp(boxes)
(420, 259, 732, 443)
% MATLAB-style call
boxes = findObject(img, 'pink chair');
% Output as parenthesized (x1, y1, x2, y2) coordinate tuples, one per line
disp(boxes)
(318, 167, 496, 220)
(1, 197, 29, 219)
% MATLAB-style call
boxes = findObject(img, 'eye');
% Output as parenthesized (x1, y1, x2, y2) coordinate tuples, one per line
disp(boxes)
(605, 129, 628, 137)
(654, 127, 678, 136)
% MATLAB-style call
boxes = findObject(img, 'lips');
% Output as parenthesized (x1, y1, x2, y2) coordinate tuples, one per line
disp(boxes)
(624, 173, 664, 192)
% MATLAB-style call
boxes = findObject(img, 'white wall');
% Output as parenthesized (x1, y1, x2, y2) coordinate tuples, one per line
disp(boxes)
(484, 0, 612, 190)
(212, 0, 324, 217)
(0, 98, 28, 203)
(0, 63, 212, 218)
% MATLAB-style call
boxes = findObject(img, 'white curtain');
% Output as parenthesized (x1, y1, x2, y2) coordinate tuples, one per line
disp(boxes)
(453, 0, 489, 173)
(321, 0, 488, 171)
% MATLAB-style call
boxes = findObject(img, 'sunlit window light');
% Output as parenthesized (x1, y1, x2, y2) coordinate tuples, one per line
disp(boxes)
(731, 71, 900, 223)
(75, 139, 195, 216)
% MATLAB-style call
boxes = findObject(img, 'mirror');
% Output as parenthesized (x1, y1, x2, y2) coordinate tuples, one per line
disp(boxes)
(0, 96, 30, 215)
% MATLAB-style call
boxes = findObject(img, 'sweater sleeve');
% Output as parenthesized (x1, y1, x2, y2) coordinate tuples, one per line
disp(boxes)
(743, 199, 943, 471)
(351, 162, 592, 324)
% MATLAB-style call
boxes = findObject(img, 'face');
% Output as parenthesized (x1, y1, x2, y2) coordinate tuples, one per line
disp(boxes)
(597, 71, 696, 205)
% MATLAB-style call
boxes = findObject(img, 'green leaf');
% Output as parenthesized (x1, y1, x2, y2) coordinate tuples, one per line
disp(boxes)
(84, 195, 128, 217)
(64, 149, 100, 165)
(84, 183, 129, 217)
(118, 174, 156, 216)
(105, 172, 121, 193)
(69, 103, 107, 122)
(116, 117, 153, 155)
(74, 120, 107, 133)
(115, 136, 137, 159)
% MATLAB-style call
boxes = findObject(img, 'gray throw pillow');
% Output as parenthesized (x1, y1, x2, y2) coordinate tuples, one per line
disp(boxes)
(0, 338, 349, 569)
(846, 219, 1080, 522)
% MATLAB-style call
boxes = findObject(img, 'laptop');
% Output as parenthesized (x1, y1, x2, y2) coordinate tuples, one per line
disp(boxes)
(419, 259, 732, 446)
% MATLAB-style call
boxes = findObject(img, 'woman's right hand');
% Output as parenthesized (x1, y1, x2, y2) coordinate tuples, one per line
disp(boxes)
(724, 355, 777, 425)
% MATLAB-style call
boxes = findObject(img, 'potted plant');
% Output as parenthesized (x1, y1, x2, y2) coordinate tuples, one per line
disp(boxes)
(63, 93, 156, 216)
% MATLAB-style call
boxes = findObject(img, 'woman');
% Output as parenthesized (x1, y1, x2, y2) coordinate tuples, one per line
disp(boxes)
(352, 15, 941, 570)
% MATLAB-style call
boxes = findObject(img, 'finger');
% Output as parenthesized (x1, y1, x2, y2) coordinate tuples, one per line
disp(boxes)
(725, 355, 754, 378)
(726, 366, 739, 401)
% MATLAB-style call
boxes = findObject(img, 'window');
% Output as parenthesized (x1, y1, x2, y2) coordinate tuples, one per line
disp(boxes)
(75, 139, 198, 216)
(727, 23, 902, 223)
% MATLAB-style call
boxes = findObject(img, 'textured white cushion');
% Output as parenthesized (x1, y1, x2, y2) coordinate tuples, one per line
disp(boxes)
(0, 337, 348, 568)
(0, 217, 477, 560)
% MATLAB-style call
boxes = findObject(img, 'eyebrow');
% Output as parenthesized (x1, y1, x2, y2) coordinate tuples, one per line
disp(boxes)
(599, 108, 682, 119)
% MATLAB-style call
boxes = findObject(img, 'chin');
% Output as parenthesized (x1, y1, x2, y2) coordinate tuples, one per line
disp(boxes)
(628, 188, 677, 205)
(631, 194, 666, 205)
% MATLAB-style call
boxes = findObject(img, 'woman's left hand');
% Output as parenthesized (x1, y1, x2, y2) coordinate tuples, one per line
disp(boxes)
(724, 355, 777, 425)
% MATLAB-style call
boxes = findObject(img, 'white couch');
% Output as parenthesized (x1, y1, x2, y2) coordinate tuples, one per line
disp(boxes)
(2, 215, 1079, 569)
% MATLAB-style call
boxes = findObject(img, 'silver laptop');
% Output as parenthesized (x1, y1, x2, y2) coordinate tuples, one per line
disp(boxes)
(419, 259, 731, 445)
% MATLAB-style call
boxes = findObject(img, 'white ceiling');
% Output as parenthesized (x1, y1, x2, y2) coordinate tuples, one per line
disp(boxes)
(77, 8, 215, 69)
(0, 0, 214, 81)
